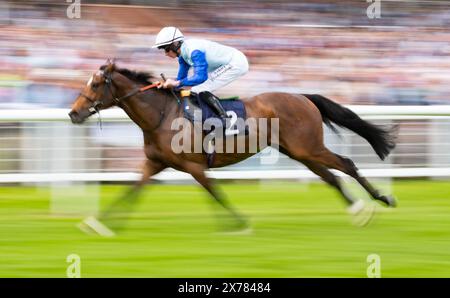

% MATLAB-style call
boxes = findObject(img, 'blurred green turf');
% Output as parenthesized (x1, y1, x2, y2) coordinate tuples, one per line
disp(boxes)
(0, 180, 450, 277)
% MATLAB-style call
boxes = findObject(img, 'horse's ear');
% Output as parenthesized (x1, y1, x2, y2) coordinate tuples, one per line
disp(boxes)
(105, 58, 116, 65)
(103, 58, 116, 74)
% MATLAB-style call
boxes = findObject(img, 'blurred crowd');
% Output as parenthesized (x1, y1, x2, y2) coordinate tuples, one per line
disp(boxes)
(1, 0, 450, 108)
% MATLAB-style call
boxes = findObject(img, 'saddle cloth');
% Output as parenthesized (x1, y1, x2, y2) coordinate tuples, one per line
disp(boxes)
(182, 94, 247, 136)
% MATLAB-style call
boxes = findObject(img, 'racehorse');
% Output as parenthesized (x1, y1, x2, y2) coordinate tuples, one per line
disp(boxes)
(69, 60, 396, 230)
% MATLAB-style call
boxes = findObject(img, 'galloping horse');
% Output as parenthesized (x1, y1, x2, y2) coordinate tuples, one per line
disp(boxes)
(69, 61, 396, 229)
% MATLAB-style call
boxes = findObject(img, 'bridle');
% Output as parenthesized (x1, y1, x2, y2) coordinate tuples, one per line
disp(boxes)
(79, 72, 158, 113)
(78, 71, 168, 130)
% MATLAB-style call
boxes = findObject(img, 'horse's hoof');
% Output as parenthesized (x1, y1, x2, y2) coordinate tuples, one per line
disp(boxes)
(77, 222, 97, 235)
(218, 226, 253, 236)
(347, 200, 365, 215)
(351, 203, 376, 227)
(216, 216, 251, 234)
(377, 195, 397, 207)
(79, 216, 116, 237)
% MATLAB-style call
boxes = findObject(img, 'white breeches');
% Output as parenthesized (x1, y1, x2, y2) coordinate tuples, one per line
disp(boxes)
(191, 50, 249, 93)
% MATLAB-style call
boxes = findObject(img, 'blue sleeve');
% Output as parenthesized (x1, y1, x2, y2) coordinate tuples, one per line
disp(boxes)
(179, 50, 208, 87)
(176, 56, 190, 81)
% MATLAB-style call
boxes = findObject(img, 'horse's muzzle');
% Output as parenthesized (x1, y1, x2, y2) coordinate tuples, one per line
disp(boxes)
(69, 110, 85, 124)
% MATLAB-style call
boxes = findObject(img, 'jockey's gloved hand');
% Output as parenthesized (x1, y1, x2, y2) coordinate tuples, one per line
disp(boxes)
(161, 78, 180, 89)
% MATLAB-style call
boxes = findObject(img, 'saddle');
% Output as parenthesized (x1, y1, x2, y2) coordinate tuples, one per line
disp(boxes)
(181, 90, 247, 136)
(180, 91, 247, 168)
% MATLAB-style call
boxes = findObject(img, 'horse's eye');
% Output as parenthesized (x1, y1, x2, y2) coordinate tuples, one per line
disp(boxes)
(92, 83, 99, 90)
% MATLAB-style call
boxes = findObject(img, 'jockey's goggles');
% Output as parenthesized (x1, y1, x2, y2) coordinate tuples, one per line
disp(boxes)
(158, 45, 171, 53)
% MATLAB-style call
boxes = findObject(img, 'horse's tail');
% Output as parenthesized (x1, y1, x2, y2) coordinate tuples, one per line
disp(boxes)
(304, 94, 396, 160)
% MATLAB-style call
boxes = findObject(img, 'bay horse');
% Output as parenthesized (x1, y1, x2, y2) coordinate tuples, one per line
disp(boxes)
(69, 61, 396, 230)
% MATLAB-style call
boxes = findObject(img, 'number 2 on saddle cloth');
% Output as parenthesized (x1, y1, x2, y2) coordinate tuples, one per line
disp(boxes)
(180, 90, 248, 168)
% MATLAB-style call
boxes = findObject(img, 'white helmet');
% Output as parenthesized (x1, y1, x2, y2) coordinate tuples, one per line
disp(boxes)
(152, 27, 184, 49)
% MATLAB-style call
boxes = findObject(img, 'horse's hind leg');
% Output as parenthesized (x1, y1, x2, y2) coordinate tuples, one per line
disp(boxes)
(306, 148, 396, 207)
(299, 160, 366, 213)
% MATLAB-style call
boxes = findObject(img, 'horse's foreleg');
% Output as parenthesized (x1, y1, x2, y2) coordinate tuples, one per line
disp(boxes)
(100, 159, 167, 219)
(125, 159, 166, 199)
(183, 162, 247, 228)
(79, 159, 166, 235)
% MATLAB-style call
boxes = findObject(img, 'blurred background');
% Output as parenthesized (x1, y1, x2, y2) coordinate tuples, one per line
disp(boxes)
(2, 0, 450, 107)
(1, 0, 449, 176)
(1, 0, 450, 277)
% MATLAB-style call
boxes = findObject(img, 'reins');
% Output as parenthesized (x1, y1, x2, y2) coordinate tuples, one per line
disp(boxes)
(112, 81, 161, 104)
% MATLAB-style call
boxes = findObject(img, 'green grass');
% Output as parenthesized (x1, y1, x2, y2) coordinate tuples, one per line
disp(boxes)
(0, 180, 450, 277)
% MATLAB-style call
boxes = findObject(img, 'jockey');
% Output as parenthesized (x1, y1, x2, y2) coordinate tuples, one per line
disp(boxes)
(152, 26, 249, 121)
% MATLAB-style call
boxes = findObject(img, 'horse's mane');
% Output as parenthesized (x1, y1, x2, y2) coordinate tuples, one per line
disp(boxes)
(99, 63, 176, 97)
(100, 63, 156, 85)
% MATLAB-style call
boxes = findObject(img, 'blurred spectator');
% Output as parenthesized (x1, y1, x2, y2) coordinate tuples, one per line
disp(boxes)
(1, 0, 450, 108)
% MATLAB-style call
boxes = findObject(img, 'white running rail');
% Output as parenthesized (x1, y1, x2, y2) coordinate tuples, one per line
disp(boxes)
(0, 106, 449, 183)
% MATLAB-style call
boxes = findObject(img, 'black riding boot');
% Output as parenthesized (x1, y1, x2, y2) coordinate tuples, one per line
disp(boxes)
(200, 91, 230, 121)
